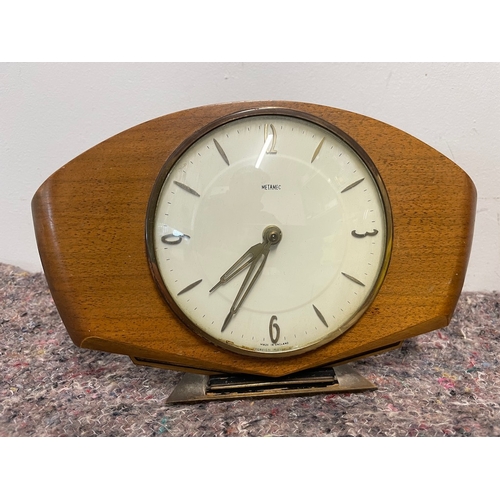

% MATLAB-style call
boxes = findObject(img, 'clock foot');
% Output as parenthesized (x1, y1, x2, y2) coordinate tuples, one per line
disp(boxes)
(166, 364, 376, 404)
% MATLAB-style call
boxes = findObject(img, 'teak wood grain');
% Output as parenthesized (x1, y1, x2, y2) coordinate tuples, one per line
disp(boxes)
(32, 101, 476, 377)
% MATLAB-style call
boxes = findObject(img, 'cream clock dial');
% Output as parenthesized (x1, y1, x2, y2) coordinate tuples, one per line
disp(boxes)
(146, 108, 392, 357)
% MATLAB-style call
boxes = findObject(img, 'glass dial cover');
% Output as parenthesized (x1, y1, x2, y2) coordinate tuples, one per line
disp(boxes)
(146, 109, 392, 357)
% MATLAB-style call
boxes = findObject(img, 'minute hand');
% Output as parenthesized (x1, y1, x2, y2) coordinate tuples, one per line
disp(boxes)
(212, 225, 282, 332)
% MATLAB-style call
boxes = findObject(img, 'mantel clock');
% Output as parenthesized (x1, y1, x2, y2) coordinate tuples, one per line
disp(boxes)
(32, 101, 476, 402)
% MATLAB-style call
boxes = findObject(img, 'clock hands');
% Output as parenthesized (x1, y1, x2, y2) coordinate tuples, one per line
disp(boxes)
(210, 225, 282, 332)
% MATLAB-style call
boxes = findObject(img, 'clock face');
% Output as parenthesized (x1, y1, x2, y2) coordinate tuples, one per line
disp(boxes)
(146, 109, 392, 357)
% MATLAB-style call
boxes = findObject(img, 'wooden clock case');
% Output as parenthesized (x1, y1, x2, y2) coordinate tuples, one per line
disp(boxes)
(32, 101, 476, 378)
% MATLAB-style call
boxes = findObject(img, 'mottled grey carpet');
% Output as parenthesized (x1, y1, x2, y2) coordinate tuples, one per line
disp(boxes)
(1, 263, 499, 436)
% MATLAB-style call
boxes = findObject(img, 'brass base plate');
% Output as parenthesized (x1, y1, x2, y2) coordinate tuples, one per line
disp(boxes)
(166, 365, 376, 404)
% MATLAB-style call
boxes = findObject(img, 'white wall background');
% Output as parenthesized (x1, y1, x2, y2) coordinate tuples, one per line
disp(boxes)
(1, 62, 498, 291)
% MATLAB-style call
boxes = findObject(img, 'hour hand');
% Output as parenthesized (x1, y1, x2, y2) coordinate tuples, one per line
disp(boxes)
(209, 242, 263, 293)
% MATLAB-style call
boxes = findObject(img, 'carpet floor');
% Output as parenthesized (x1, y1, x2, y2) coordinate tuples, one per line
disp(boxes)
(1, 263, 499, 437)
